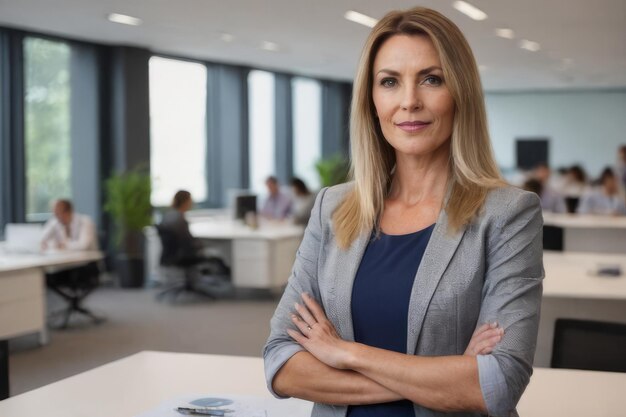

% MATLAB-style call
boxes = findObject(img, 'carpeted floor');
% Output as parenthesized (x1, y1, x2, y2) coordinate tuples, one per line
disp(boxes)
(8, 286, 281, 396)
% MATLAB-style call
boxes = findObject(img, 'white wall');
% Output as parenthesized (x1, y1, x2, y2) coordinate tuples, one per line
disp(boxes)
(485, 90, 626, 179)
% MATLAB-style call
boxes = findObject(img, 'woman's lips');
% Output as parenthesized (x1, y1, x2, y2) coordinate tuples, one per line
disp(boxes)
(395, 121, 431, 132)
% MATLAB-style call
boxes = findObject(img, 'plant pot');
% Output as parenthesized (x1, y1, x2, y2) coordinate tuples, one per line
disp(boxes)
(116, 255, 144, 288)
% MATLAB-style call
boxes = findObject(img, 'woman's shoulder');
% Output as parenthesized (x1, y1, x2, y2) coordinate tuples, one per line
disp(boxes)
(317, 182, 354, 212)
(481, 184, 542, 222)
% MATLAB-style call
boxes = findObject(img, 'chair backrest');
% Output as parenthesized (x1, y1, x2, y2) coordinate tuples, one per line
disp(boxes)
(543, 225, 564, 251)
(551, 318, 626, 372)
(155, 224, 180, 266)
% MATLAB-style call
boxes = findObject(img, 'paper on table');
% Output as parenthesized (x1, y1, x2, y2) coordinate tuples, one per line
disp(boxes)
(133, 393, 313, 417)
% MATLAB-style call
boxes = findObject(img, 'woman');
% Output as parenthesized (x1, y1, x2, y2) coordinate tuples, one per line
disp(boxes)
(290, 177, 317, 226)
(264, 7, 543, 417)
(578, 167, 626, 215)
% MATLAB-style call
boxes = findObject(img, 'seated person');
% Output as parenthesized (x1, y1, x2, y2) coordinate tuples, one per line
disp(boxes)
(578, 167, 626, 215)
(531, 163, 566, 213)
(40, 199, 100, 324)
(41, 199, 98, 251)
(260, 176, 292, 220)
(159, 190, 229, 273)
(290, 177, 316, 226)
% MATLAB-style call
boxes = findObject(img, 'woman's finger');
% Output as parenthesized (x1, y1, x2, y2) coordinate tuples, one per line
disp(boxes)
(302, 293, 327, 322)
(294, 302, 316, 326)
(472, 323, 491, 337)
(287, 328, 307, 345)
(291, 314, 313, 336)
(475, 333, 503, 353)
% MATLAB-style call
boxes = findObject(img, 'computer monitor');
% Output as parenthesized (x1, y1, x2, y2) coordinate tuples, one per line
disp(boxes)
(4, 223, 44, 254)
(235, 195, 257, 220)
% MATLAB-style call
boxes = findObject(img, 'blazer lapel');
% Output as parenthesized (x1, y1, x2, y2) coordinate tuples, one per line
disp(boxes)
(406, 210, 466, 354)
(328, 229, 370, 342)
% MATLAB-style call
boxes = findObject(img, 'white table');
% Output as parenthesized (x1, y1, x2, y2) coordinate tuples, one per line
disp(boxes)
(535, 251, 626, 366)
(0, 250, 104, 399)
(0, 350, 623, 417)
(145, 219, 304, 289)
(543, 212, 626, 253)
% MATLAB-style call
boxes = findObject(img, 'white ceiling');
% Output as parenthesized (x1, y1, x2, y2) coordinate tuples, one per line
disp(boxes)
(0, 0, 624, 91)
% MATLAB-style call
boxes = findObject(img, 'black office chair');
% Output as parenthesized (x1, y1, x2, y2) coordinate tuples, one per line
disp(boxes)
(47, 262, 105, 329)
(543, 225, 564, 251)
(155, 224, 230, 301)
(551, 318, 626, 372)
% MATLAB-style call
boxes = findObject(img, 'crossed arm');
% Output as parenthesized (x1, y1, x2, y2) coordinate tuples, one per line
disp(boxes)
(273, 293, 503, 413)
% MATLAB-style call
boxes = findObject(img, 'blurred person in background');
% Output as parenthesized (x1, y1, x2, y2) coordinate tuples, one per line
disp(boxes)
(260, 176, 293, 220)
(290, 177, 316, 226)
(578, 167, 626, 215)
(531, 163, 566, 213)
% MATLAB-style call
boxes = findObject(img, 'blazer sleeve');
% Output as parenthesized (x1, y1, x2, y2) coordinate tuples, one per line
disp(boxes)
(263, 187, 328, 398)
(478, 191, 544, 416)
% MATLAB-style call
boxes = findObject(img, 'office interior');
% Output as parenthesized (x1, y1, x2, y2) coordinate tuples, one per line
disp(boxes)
(0, 0, 625, 415)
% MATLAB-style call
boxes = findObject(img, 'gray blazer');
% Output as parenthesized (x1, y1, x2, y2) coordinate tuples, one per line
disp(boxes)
(263, 182, 544, 417)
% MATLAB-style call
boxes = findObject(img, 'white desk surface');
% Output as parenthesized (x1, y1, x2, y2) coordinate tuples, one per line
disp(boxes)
(543, 251, 626, 300)
(0, 250, 104, 274)
(543, 212, 626, 229)
(0, 351, 624, 417)
(190, 219, 304, 240)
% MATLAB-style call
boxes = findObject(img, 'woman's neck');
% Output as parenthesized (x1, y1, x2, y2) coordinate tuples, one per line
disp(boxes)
(388, 148, 450, 206)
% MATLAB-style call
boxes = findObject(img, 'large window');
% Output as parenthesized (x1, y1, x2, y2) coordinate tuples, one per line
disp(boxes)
(248, 70, 276, 196)
(149, 56, 208, 207)
(24, 37, 71, 220)
(292, 77, 322, 191)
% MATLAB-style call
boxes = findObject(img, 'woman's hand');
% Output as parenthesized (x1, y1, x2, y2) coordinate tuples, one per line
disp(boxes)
(287, 293, 355, 370)
(464, 322, 504, 356)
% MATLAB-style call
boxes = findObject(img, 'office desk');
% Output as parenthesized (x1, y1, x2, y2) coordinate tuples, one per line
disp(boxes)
(0, 250, 104, 399)
(535, 251, 626, 366)
(0, 350, 623, 417)
(543, 212, 626, 253)
(145, 220, 304, 289)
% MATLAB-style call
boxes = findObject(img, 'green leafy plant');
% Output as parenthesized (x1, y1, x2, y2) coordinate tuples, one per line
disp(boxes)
(104, 168, 152, 256)
(315, 154, 350, 187)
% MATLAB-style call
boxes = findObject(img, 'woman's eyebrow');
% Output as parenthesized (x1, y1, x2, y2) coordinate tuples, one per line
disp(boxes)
(375, 66, 443, 77)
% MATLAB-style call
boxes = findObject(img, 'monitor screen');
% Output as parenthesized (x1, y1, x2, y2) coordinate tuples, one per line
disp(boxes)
(235, 195, 257, 220)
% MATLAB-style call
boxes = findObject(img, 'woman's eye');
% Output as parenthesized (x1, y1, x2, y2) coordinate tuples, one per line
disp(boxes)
(380, 78, 397, 88)
(423, 75, 443, 86)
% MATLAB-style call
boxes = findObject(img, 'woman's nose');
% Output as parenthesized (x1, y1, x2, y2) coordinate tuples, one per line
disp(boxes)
(400, 87, 422, 111)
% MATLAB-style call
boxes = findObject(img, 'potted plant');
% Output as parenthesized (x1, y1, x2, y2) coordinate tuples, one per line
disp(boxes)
(104, 168, 152, 288)
(315, 153, 350, 187)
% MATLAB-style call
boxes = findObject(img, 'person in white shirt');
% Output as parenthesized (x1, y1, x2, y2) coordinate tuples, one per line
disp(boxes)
(578, 168, 626, 216)
(41, 199, 98, 251)
(41, 199, 102, 327)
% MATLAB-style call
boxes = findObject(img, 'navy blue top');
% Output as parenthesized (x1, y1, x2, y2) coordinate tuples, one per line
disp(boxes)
(347, 224, 435, 417)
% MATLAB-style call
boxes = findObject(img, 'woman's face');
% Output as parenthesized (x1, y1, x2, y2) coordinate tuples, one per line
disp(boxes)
(372, 34, 455, 159)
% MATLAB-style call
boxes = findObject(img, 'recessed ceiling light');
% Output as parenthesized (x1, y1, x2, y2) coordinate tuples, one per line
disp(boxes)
(260, 41, 279, 52)
(220, 33, 235, 43)
(344, 10, 378, 28)
(519, 39, 541, 52)
(452, 1, 488, 21)
(495, 28, 515, 39)
(107, 13, 142, 26)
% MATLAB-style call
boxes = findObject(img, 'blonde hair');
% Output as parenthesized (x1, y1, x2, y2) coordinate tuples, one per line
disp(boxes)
(333, 7, 504, 248)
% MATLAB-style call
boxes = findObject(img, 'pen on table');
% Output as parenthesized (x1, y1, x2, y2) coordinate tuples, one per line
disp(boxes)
(175, 406, 234, 416)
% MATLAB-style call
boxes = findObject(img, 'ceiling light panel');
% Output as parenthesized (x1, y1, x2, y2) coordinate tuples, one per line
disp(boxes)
(344, 10, 378, 28)
(452, 1, 488, 21)
(519, 39, 541, 52)
(495, 28, 515, 39)
(107, 13, 142, 26)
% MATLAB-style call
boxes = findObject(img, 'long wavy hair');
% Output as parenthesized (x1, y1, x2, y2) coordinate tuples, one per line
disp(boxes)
(333, 7, 503, 248)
